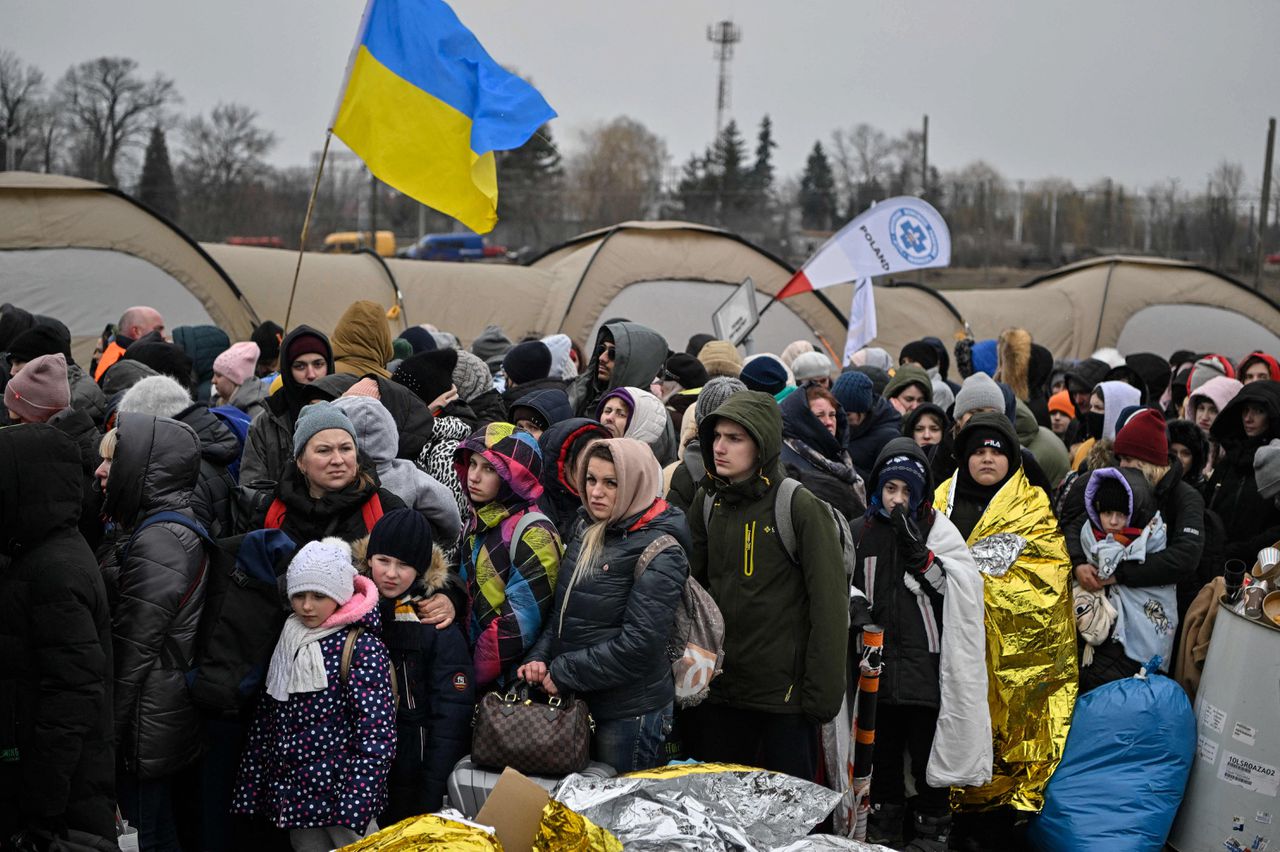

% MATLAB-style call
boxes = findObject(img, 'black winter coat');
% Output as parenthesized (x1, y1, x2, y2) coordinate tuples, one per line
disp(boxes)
(309, 372, 436, 463)
(846, 398, 902, 479)
(1208, 380, 1280, 562)
(47, 405, 105, 550)
(0, 425, 116, 843)
(851, 439, 944, 708)
(527, 503, 689, 721)
(378, 550, 475, 824)
(177, 402, 240, 539)
(100, 413, 207, 780)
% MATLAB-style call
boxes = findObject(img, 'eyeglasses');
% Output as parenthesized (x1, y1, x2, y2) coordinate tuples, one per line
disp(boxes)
(598, 343, 617, 360)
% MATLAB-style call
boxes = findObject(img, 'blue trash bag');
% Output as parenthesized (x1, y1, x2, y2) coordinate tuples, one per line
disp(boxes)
(1027, 659, 1195, 851)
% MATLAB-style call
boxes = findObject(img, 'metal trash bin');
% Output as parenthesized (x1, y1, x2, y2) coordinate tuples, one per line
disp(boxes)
(1169, 600, 1280, 852)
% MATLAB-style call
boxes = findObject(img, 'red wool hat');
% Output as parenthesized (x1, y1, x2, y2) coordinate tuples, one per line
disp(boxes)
(1113, 408, 1169, 467)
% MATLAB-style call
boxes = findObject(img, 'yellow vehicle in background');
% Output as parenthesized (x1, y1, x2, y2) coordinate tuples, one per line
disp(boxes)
(322, 230, 397, 257)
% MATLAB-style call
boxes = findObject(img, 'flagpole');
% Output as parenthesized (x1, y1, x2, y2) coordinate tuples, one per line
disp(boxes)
(284, 130, 333, 331)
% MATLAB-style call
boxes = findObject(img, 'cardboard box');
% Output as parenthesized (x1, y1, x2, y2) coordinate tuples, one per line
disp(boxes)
(474, 767, 551, 852)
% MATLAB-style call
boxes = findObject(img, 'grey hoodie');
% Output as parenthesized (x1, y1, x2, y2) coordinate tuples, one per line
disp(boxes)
(332, 396, 462, 541)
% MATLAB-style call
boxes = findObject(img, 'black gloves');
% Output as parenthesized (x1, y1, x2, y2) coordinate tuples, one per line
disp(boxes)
(889, 505, 931, 573)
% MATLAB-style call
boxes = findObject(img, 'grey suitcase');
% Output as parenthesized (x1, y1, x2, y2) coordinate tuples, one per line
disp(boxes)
(445, 754, 617, 818)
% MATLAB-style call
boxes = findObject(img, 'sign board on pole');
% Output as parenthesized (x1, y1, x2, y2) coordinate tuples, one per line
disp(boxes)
(712, 278, 759, 347)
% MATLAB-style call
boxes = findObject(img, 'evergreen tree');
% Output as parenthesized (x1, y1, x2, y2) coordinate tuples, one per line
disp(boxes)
(799, 141, 837, 231)
(716, 120, 751, 224)
(495, 122, 563, 246)
(749, 115, 776, 201)
(137, 124, 179, 221)
(677, 147, 717, 223)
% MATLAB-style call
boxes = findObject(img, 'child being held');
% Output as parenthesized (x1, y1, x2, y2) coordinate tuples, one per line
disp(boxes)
(232, 537, 396, 852)
(367, 509, 475, 824)
(1076, 467, 1178, 691)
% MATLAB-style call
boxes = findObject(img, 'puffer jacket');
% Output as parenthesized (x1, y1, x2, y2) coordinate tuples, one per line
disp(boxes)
(240, 325, 334, 494)
(597, 386, 678, 466)
(690, 392, 848, 722)
(935, 411, 1076, 813)
(176, 402, 240, 539)
(1208, 379, 1280, 562)
(569, 321, 668, 418)
(0, 425, 116, 843)
(68, 362, 107, 425)
(332, 301, 394, 379)
(101, 413, 207, 780)
(455, 424, 562, 689)
(232, 577, 396, 832)
(47, 405, 105, 550)
(536, 418, 611, 542)
(332, 396, 462, 543)
(379, 549, 475, 823)
(528, 482, 689, 721)
(846, 397, 902, 479)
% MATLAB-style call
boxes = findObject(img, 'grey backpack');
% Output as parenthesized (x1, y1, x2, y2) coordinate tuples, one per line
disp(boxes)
(632, 534, 725, 708)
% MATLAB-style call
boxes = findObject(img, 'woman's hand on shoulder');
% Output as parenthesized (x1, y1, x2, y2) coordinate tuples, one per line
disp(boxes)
(415, 593, 456, 630)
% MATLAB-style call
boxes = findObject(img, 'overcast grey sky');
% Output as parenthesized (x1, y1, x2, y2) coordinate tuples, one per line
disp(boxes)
(6, 0, 1279, 194)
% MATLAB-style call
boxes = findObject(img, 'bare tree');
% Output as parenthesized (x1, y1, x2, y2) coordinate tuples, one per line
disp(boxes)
(56, 57, 178, 185)
(0, 49, 46, 170)
(177, 102, 276, 239)
(1206, 160, 1244, 268)
(829, 123, 894, 210)
(568, 116, 668, 229)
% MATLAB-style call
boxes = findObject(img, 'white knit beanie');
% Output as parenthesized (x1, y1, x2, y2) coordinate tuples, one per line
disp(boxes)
(117, 375, 192, 419)
(791, 351, 834, 382)
(287, 537, 357, 604)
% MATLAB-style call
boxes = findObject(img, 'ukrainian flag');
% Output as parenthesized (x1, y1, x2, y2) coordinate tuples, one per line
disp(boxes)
(332, 0, 556, 234)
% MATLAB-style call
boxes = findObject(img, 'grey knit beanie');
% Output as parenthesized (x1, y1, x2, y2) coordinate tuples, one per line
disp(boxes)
(287, 537, 356, 604)
(1255, 439, 1280, 500)
(954, 372, 1007, 423)
(791, 351, 834, 383)
(117, 375, 192, 419)
(293, 401, 358, 456)
(695, 376, 748, 424)
(453, 350, 493, 402)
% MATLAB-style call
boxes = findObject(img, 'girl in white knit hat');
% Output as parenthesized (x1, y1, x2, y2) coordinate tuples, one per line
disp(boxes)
(232, 537, 396, 852)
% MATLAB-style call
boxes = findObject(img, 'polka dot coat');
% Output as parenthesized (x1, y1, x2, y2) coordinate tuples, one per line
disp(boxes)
(231, 604, 397, 832)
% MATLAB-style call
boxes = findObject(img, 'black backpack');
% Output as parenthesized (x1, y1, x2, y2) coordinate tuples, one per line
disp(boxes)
(125, 513, 298, 715)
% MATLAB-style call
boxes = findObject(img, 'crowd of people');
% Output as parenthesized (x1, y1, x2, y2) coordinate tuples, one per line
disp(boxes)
(0, 297, 1271, 851)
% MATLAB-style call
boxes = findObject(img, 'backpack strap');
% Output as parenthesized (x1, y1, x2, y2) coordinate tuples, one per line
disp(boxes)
(508, 510, 553, 564)
(123, 511, 213, 562)
(772, 478, 803, 565)
(632, 534, 681, 578)
(362, 492, 385, 533)
(340, 625, 399, 707)
(264, 499, 287, 530)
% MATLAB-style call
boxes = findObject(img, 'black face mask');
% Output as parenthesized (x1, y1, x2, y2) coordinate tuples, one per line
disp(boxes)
(1086, 410, 1105, 441)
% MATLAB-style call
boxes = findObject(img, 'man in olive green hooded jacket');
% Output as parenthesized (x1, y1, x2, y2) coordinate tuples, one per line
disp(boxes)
(686, 391, 848, 779)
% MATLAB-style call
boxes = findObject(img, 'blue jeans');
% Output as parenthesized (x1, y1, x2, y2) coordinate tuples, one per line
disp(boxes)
(593, 704, 672, 773)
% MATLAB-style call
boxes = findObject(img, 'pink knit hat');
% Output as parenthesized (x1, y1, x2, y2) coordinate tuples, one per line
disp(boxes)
(213, 341, 260, 386)
(4, 353, 70, 423)
(343, 377, 382, 399)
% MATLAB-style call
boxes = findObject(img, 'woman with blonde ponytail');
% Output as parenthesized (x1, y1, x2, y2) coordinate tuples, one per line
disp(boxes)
(518, 438, 689, 772)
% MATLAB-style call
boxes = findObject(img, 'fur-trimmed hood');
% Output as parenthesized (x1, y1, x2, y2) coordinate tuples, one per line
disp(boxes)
(995, 327, 1033, 401)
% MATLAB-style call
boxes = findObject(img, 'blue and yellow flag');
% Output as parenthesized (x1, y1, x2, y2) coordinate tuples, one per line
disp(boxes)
(332, 0, 556, 234)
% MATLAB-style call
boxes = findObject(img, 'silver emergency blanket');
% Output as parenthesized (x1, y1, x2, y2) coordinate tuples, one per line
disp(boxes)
(969, 532, 1027, 577)
(552, 763, 841, 851)
(772, 839, 895, 851)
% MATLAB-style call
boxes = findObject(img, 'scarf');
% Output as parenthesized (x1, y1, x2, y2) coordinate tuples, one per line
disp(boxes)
(783, 436, 858, 485)
(265, 614, 347, 701)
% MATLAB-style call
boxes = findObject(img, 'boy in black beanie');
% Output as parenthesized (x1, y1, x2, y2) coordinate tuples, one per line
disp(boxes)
(368, 509, 474, 822)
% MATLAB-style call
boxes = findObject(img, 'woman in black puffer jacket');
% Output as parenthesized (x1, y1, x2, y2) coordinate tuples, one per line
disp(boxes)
(97, 412, 208, 851)
(1207, 380, 1280, 563)
(520, 437, 688, 772)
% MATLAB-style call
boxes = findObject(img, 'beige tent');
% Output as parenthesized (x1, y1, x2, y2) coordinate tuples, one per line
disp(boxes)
(0, 172, 258, 364)
(945, 256, 1280, 360)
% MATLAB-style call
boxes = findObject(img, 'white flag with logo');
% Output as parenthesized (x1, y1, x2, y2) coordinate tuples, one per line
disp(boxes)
(842, 278, 877, 365)
(777, 196, 952, 299)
